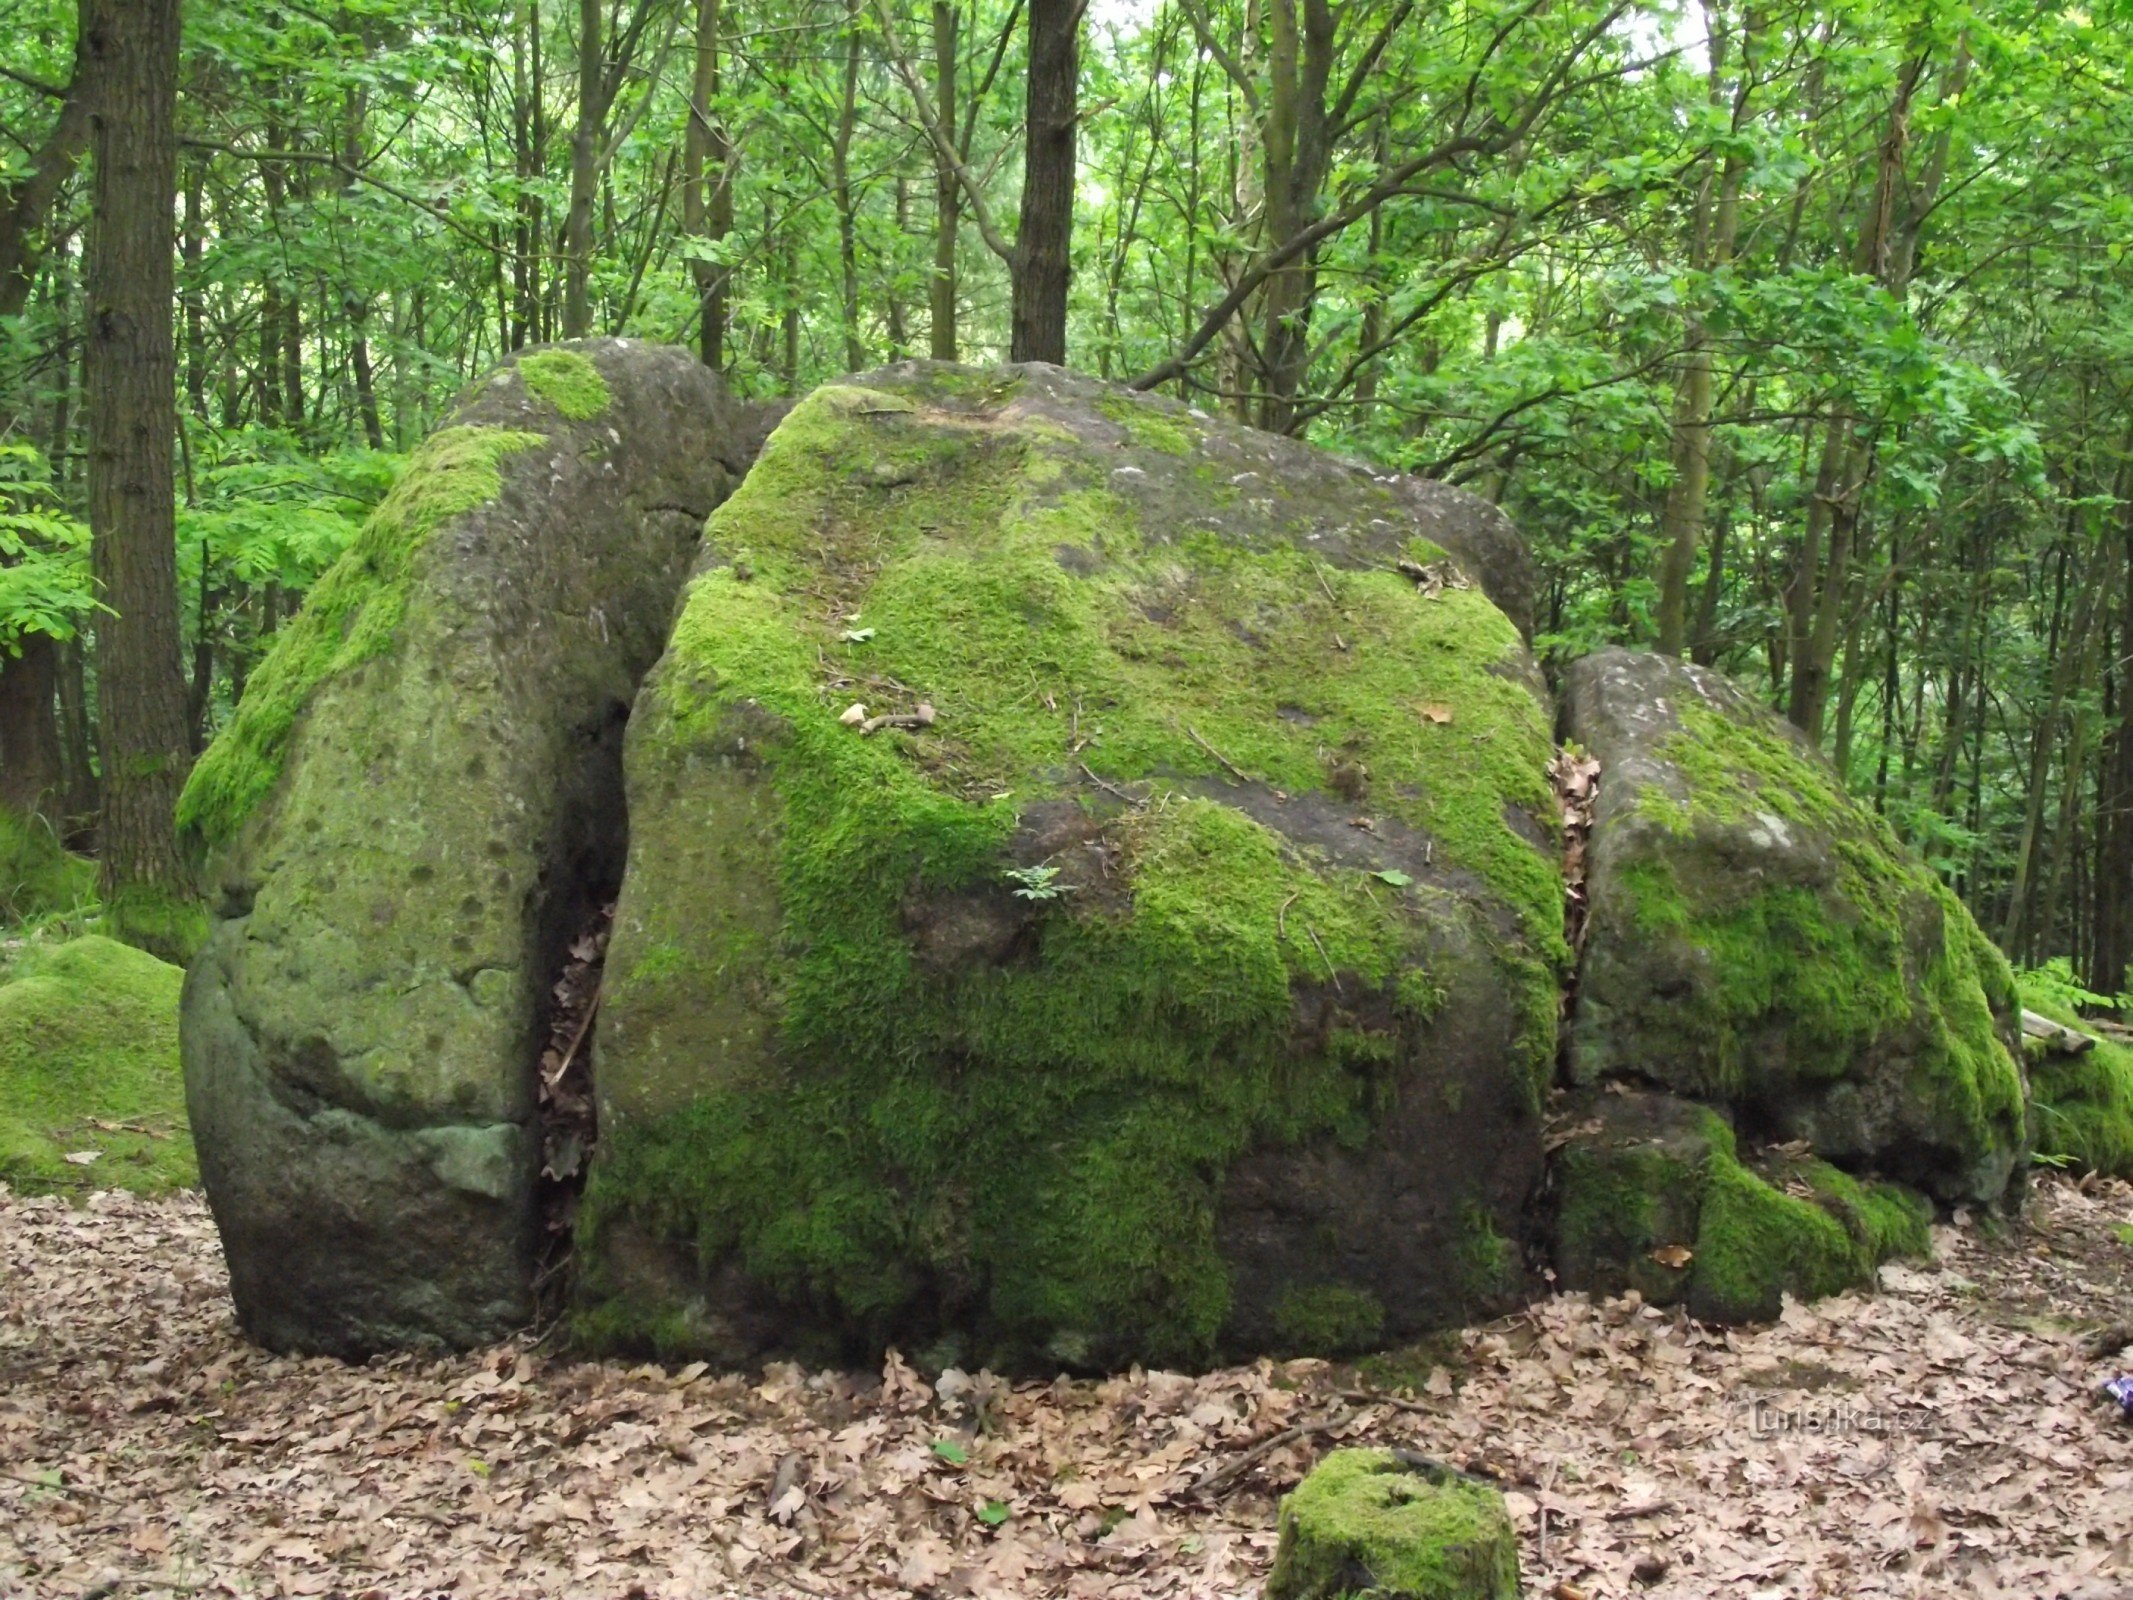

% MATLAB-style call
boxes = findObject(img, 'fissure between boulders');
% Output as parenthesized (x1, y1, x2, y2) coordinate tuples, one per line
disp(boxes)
(534, 897, 611, 1324)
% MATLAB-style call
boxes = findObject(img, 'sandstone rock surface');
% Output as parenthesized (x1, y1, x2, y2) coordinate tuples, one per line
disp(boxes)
(576, 363, 1567, 1370)
(182, 341, 772, 1354)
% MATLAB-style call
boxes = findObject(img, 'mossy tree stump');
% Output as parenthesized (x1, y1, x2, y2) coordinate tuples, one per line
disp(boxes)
(1266, 1449, 1519, 1600)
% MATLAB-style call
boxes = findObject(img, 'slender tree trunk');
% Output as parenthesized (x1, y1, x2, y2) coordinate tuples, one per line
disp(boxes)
(929, 0, 960, 360)
(2003, 534, 2097, 957)
(681, 0, 732, 369)
(85, 0, 194, 939)
(888, 175, 911, 357)
(0, 635, 65, 819)
(833, 0, 866, 371)
(2092, 478, 2133, 998)
(563, 0, 602, 338)
(56, 634, 94, 829)
(0, 4, 93, 322)
(1254, 0, 1333, 433)
(180, 157, 207, 418)
(1655, 1, 1757, 654)
(1010, 0, 1077, 364)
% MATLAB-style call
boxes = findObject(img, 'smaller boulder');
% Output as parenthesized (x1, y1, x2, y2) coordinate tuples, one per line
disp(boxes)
(2017, 977, 2133, 1178)
(0, 936, 192, 1194)
(1564, 647, 2028, 1203)
(1266, 1448, 1519, 1600)
(1548, 1089, 1931, 1322)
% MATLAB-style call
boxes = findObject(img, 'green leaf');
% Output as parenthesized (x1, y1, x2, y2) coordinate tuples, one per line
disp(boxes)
(976, 1499, 1011, 1526)
(931, 1438, 970, 1466)
(1373, 870, 1414, 887)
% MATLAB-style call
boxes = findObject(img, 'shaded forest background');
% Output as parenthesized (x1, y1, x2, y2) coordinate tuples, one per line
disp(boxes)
(1, 0, 2129, 991)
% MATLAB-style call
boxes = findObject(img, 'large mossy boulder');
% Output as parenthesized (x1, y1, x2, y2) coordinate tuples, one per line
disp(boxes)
(1265, 1449, 1520, 1600)
(0, 936, 194, 1194)
(182, 340, 775, 1355)
(576, 364, 1566, 1371)
(1563, 648, 2028, 1204)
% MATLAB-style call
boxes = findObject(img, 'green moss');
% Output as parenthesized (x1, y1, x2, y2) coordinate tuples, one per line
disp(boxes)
(1454, 1203, 1522, 1307)
(100, 881, 208, 966)
(1692, 1155, 1862, 1321)
(1686, 1136, 1929, 1323)
(1796, 1157, 1932, 1262)
(0, 807, 95, 923)
(1552, 1102, 1928, 1320)
(581, 378, 1563, 1368)
(1552, 1107, 1723, 1302)
(2020, 981, 2133, 1176)
(516, 350, 611, 420)
(1097, 390, 1194, 455)
(1617, 700, 2024, 1169)
(1266, 1448, 1519, 1600)
(0, 936, 193, 1195)
(1273, 1284, 1388, 1356)
(178, 425, 544, 849)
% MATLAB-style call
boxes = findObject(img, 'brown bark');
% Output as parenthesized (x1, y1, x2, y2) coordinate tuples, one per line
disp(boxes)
(1655, 0, 1758, 655)
(0, 634, 65, 819)
(84, 0, 194, 906)
(2093, 515, 2133, 997)
(929, 0, 960, 360)
(1010, 0, 1078, 364)
(0, 8, 94, 323)
(1253, 0, 1333, 432)
(833, 0, 866, 371)
(681, 0, 733, 369)
(563, 0, 602, 337)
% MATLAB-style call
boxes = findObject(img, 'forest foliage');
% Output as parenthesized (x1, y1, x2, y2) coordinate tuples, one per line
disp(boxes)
(0, 0, 2129, 987)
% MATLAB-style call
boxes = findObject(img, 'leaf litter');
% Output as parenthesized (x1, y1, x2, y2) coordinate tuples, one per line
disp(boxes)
(5, 1174, 2133, 1597)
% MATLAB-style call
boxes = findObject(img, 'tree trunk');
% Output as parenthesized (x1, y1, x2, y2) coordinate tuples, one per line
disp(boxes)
(0, 634, 65, 819)
(85, 0, 195, 934)
(929, 0, 959, 360)
(1254, 0, 1333, 433)
(681, 0, 732, 369)
(2092, 484, 2133, 998)
(563, 0, 602, 338)
(0, 4, 94, 323)
(1654, 2, 1757, 654)
(1009, 0, 1077, 364)
(833, 0, 866, 372)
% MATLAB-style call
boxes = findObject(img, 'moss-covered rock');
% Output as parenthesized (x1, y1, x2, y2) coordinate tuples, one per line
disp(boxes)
(2019, 981, 2133, 1176)
(0, 806, 95, 923)
(182, 340, 778, 1356)
(1265, 1448, 1519, 1600)
(0, 936, 194, 1194)
(578, 363, 1563, 1370)
(1547, 1088, 1932, 1322)
(1564, 648, 2028, 1204)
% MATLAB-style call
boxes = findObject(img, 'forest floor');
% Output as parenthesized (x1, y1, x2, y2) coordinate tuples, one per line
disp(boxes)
(3, 1176, 2132, 1600)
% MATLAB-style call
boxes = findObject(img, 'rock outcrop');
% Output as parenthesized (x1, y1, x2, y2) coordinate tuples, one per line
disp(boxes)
(574, 364, 1567, 1371)
(179, 347, 2053, 1368)
(1561, 647, 2028, 1203)
(182, 341, 774, 1355)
